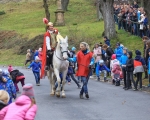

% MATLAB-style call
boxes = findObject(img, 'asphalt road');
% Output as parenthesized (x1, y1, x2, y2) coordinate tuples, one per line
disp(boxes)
(2, 67, 150, 120)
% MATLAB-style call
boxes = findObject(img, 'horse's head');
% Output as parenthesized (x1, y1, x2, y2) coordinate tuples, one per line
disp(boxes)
(59, 36, 68, 60)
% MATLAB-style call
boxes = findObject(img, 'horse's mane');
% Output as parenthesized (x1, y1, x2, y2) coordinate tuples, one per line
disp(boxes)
(56, 34, 65, 43)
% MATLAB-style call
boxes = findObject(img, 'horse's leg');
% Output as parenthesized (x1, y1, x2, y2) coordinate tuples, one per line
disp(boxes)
(47, 70, 54, 96)
(54, 69, 61, 97)
(61, 70, 68, 98)
(49, 70, 55, 96)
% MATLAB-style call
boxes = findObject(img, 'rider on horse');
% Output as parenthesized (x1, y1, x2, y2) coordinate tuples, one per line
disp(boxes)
(41, 21, 59, 78)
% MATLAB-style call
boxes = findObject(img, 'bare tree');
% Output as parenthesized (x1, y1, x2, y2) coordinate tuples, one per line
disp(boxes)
(100, 0, 116, 38)
(61, 0, 69, 11)
(96, 0, 103, 21)
(43, 0, 50, 22)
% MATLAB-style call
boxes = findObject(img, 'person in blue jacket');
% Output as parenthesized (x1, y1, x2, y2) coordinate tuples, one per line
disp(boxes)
(120, 48, 128, 89)
(0, 71, 16, 104)
(28, 56, 41, 86)
(103, 36, 111, 47)
(114, 43, 123, 62)
(96, 60, 110, 81)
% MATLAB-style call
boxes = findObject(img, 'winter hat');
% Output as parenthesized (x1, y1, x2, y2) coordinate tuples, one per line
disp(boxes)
(35, 56, 40, 61)
(0, 90, 10, 104)
(71, 47, 76, 51)
(99, 60, 104, 65)
(2, 70, 9, 76)
(8, 65, 13, 73)
(22, 83, 34, 98)
(111, 54, 116, 60)
(135, 50, 141, 55)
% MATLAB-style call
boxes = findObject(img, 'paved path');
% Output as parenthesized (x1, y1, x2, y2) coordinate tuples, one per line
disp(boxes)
(2, 67, 150, 120)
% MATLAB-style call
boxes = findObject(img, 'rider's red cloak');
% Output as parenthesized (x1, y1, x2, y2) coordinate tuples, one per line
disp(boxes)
(40, 29, 58, 79)
(40, 31, 50, 79)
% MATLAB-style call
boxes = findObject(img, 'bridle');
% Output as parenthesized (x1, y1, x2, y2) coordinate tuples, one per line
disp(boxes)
(54, 43, 68, 61)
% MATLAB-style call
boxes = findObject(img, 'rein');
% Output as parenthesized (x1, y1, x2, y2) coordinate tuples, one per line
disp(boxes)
(54, 49, 68, 61)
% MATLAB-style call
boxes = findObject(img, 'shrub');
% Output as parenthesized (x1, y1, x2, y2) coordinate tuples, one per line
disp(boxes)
(0, 11, 6, 15)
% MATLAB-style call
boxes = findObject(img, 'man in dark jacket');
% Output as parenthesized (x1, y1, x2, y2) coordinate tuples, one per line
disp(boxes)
(103, 36, 111, 47)
(102, 44, 114, 76)
(125, 51, 136, 90)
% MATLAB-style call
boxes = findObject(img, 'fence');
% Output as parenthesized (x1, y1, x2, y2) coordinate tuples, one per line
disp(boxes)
(114, 14, 150, 38)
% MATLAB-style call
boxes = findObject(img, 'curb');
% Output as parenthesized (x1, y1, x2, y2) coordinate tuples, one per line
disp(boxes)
(90, 76, 150, 93)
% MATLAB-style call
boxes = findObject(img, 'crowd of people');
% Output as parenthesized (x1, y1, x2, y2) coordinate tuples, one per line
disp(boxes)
(0, 67, 37, 119)
(92, 35, 150, 91)
(114, 1, 150, 38)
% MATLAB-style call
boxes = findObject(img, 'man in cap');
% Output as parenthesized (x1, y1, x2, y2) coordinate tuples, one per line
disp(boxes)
(41, 22, 59, 78)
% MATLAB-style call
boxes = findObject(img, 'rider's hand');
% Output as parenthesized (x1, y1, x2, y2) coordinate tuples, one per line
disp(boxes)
(47, 50, 52, 55)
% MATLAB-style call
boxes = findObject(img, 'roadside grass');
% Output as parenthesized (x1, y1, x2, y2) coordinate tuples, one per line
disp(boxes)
(0, 49, 25, 66)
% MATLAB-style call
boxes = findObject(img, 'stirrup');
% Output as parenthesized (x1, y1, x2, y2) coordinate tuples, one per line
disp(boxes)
(45, 66, 50, 71)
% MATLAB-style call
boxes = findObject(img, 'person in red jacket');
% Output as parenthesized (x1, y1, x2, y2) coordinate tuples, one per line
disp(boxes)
(68, 42, 94, 99)
(41, 21, 59, 78)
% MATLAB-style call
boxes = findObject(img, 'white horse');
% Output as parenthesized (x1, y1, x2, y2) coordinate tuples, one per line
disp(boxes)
(47, 34, 69, 98)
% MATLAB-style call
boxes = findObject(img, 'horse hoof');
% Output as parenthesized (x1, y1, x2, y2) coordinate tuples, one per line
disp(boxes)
(62, 95, 66, 98)
(56, 94, 60, 98)
(50, 93, 55, 96)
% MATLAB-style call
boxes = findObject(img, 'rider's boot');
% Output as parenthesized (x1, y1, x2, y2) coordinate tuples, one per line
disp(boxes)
(45, 66, 50, 71)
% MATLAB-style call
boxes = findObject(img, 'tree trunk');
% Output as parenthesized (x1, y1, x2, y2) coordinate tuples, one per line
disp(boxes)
(43, 0, 50, 22)
(144, 0, 150, 21)
(96, 0, 103, 21)
(141, 0, 144, 7)
(61, 0, 69, 11)
(101, 0, 116, 39)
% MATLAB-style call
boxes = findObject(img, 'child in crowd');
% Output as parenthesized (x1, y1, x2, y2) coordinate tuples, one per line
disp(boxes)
(38, 47, 43, 62)
(120, 47, 128, 89)
(126, 51, 136, 90)
(114, 43, 123, 62)
(8, 66, 25, 93)
(28, 56, 41, 86)
(0, 72, 16, 104)
(134, 50, 146, 90)
(0, 90, 9, 110)
(96, 60, 110, 81)
(0, 83, 37, 120)
(112, 59, 122, 86)
(66, 65, 81, 88)
(110, 54, 120, 84)
(25, 49, 31, 67)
